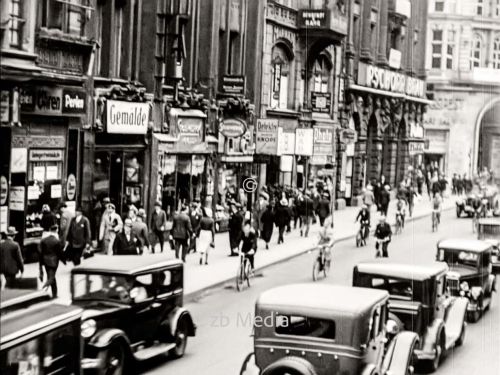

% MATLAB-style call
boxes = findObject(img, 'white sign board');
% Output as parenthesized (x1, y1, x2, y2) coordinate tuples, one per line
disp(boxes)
(9, 186, 25, 211)
(388, 49, 402, 69)
(295, 128, 314, 156)
(277, 128, 296, 155)
(106, 100, 150, 134)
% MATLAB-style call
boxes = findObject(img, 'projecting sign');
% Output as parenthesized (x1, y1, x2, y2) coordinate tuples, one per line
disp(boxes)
(106, 100, 150, 134)
(256, 119, 279, 155)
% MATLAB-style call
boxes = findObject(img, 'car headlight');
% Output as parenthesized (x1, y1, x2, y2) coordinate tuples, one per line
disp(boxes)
(471, 288, 481, 300)
(460, 281, 469, 292)
(81, 319, 96, 338)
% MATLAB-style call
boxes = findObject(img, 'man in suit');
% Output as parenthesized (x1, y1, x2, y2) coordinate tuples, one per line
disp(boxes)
(0, 226, 24, 288)
(59, 202, 74, 243)
(65, 206, 92, 265)
(39, 225, 66, 298)
(113, 219, 141, 255)
(99, 203, 123, 255)
(171, 205, 192, 262)
(151, 201, 168, 253)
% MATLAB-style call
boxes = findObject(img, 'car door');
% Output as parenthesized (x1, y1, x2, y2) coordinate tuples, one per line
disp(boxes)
(152, 268, 183, 332)
(365, 304, 385, 369)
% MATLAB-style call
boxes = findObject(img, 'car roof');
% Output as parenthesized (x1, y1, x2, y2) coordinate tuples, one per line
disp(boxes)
(438, 238, 492, 253)
(257, 284, 388, 316)
(72, 255, 183, 275)
(355, 259, 448, 280)
(478, 218, 500, 226)
(0, 289, 49, 311)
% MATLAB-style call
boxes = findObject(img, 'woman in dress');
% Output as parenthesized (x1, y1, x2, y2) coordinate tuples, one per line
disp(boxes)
(260, 202, 275, 250)
(198, 207, 215, 265)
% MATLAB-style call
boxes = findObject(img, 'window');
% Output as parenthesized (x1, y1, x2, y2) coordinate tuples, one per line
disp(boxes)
(477, 0, 483, 15)
(113, 3, 123, 77)
(9, 0, 25, 47)
(275, 315, 336, 340)
(41, 0, 90, 36)
(270, 45, 291, 109)
(435, 0, 444, 12)
(312, 54, 332, 93)
(493, 37, 500, 69)
(471, 35, 482, 68)
(431, 29, 443, 69)
(446, 30, 455, 69)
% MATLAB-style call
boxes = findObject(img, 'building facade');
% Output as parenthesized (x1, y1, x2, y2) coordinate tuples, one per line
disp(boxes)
(343, 0, 430, 205)
(425, 0, 500, 182)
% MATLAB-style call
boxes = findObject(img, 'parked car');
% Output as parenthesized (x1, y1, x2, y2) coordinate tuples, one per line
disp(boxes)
(455, 193, 479, 218)
(353, 260, 468, 372)
(214, 204, 230, 232)
(477, 217, 500, 274)
(71, 255, 196, 375)
(240, 284, 418, 375)
(1, 288, 83, 374)
(436, 238, 497, 322)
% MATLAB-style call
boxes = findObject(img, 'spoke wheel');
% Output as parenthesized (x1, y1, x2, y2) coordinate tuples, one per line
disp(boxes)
(236, 264, 244, 292)
(98, 343, 125, 375)
(171, 320, 188, 358)
(312, 259, 321, 281)
(245, 260, 252, 288)
(323, 258, 331, 278)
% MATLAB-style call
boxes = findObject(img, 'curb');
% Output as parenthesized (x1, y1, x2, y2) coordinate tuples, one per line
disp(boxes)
(184, 205, 454, 303)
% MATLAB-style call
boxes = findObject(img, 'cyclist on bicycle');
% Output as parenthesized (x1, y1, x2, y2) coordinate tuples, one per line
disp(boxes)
(432, 193, 442, 224)
(355, 204, 371, 240)
(374, 216, 392, 257)
(318, 216, 335, 248)
(395, 197, 407, 228)
(239, 221, 257, 272)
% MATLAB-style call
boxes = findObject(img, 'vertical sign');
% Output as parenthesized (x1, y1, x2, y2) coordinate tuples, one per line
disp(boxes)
(295, 128, 314, 156)
(256, 119, 279, 155)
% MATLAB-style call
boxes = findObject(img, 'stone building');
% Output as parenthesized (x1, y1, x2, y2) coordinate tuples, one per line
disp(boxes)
(425, 0, 500, 182)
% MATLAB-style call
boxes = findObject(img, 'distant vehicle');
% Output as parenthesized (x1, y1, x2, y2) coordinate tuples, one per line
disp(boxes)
(240, 284, 418, 375)
(477, 217, 500, 274)
(455, 193, 479, 218)
(437, 238, 497, 322)
(71, 256, 196, 375)
(353, 260, 468, 373)
(1, 289, 83, 374)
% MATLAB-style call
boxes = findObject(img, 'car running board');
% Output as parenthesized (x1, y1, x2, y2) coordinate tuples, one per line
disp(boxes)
(134, 342, 177, 361)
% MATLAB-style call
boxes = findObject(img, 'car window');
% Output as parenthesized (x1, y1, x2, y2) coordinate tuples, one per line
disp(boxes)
(369, 306, 382, 341)
(275, 315, 335, 340)
(436, 276, 446, 296)
(155, 270, 172, 295)
(3, 337, 41, 374)
(438, 249, 478, 267)
(73, 274, 133, 303)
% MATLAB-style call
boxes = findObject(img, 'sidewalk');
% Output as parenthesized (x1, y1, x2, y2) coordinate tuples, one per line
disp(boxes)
(23, 196, 454, 304)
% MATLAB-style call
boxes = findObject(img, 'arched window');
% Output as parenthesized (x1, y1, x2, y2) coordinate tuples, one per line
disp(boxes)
(493, 36, 500, 69)
(312, 54, 332, 93)
(270, 44, 292, 109)
(471, 35, 483, 68)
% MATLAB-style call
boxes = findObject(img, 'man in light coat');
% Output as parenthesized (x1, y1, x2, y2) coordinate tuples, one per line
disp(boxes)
(99, 203, 123, 255)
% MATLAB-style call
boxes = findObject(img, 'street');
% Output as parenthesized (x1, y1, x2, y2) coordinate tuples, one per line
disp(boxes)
(140, 210, 500, 375)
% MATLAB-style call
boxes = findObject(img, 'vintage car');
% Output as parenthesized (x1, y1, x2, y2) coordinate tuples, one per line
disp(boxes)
(436, 238, 497, 322)
(240, 284, 418, 375)
(455, 193, 481, 218)
(1, 288, 83, 374)
(477, 217, 500, 273)
(71, 255, 196, 374)
(353, 260, 468, 372)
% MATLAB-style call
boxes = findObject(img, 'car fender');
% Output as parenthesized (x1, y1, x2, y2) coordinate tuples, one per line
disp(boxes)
(167, 307, 196, 337)
(421, 319, 445, 355)
(444, 297, 468, 343)
(88, 328, 131, 350)
(383, 331, 418, 375)
(487, 275, 496, 294)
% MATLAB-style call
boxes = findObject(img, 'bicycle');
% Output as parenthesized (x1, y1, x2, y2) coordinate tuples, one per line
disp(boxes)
(432, 210, 440, 232)
(395, 213, 403, 235)
(312, 244, 332, 281)
(375, 238, 390, 258)
(236, 253, 253, 292)
(356, 222, 369, 247)
(472, 209, 480, 233)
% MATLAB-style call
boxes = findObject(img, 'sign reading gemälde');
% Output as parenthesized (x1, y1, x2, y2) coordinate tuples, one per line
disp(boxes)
(106, 100, 150, 134)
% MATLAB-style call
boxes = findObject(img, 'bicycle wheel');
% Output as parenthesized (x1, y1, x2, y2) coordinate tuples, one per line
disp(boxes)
(236, 262, 244, 292)
(323, 252, 331, 277)
(356, 233, 361, 247)
(244, 260, 252, 288)
(312, 258, 322, 281)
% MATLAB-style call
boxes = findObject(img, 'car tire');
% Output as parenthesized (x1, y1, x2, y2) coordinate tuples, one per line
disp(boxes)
(455, 322, 466, 347)
(98, 342, 127, 375)
(261, 356, 318, 375)
(171, 319, 188, 359)
(467, 309, 481, 323)
(427, 332, 445, 373)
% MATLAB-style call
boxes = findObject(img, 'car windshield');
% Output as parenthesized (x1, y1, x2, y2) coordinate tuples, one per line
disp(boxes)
(356, 274, 424, 302)
(438, 249, 478, 268)
(72, 273, 134, 303)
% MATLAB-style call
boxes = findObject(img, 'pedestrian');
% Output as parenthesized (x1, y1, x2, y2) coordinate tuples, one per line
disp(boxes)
(39, 225, 65, 298)
(375, 216, 392, 258)
(300, 191, 314, 237)
(0, 226, 24, 288)
(260, 202, 275, 250)
(452, 173, 458, 195)
(113, 219, 141, 255)
(240, 221, 257, 271)
(132, 208, 150, 254)
(40, 204, 58, 238)
(228, 202, 244, 256)
(58, 202, 74, 243)
(317, 193, 331, 227)
(275, 198, 291, 245)
(416, 168, 424, 196)
(65, 206, 92, 266)
(457, 174, 464, 195)
(439, 174, 448, 197)
(379, 185, 391, 217)
(171, 205, 193, 262)
(198, 207, 215, 265)
(311, 187, 320, 224)
(189, 201, 202, 254)
(151, 201, 168, 253)
(363, 185, 375, 212)
(99, 203, 123, 255)
(431, 173, 441, 198)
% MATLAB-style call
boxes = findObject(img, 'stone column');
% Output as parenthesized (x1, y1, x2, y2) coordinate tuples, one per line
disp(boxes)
(360, 0, 373, 61)
(376, 0, 389, 66)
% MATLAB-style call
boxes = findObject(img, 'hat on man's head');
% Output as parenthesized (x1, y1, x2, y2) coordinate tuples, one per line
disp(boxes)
(5, 226, 18, 236)
(59, 202, 67, 209)
(107, 203, 116, 210)
(124, 218, 133, 227)
(154, 201, 162, 207)
(50, 224, 59, 232)
(76, 206, 83, 213)
(102, 197, 111, 204)
(138, 208, 146, 218)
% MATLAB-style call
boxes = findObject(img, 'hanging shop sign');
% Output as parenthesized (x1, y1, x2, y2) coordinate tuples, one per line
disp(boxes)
(219, 118, 247, 138)
(1, 90, 9, 123)
(339, 128, 358, 144)
(313, 126, 334, 155)
(409, 142, 424, 156)
(0, 175, 8, 205)
(298, 10, 327, 28)
(356, 62, 425, 99)
(311, 92, 332, 113)
(178, 117, 204, 145)
(192, 155, 206, 175)
(106, 100, 150, 134)
(29, 149, 64, 162)
(10, 148, 28, 173)
(66, 174, 77, 201)
(20, 86, 87, 115)
(221, 75, 246, 95)
(9, 186, 25, 211)
(277, 127, 296, 155)
(295, 128, 314, 156)
(256, 119, 279, 155)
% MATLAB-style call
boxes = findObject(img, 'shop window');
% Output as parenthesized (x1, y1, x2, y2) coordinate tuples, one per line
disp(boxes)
(493, 37, 500, 69)
(270, 44, 291, 109)
(470, 34, 483, 68)
(41, 0, 92, 37)
(431, 29, 443, 69)
(8, 0, 25, 48)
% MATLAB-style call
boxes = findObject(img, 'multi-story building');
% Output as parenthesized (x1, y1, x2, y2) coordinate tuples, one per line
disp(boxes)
(343, 0, 430, 204)
(425, 0, 500, 182)
(1, 0, 93, 251)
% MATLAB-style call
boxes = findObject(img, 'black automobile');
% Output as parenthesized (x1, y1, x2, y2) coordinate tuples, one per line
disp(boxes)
(1, 289, 83, 374)
(455, 193, 482, 218)
(71, 255, 196, 375)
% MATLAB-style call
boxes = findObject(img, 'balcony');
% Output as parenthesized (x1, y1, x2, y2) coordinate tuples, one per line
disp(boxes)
(267, 1, 297, 29)
(298, 7, 348, 39)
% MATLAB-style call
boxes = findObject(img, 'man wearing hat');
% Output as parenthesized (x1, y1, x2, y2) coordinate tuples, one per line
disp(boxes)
(39, 224, 65, 298)
(65, 206, 92, 265)
(151, 201, 168, 253)
(274, 197, 291, 245)
(171, 205, 193, 262)
(99, 203, 123, 255)
(59, 202, 74, 243)
(0, 226, 24, 288)
(228, 201, 244, 256)
(113, 219, 141, 255)
(132, 208, 150, 253)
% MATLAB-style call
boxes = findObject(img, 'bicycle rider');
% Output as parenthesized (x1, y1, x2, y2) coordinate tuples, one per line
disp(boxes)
(355, 204, 371, 240)
(395, 197, 407, 228)
(318, 216, 335, 249)
(374, 216, 392, 257)
(239, 221, 257, 273)
(432, 193, 443, 224)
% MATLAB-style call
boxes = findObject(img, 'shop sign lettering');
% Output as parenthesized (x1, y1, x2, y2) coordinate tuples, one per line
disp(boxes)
(19, 87, 86, 115)
(106, 100, 149, 134)
(221, 75, 246, 95)
(62, 89, 86, 114)
(29, 149, 64, 162)
(220, 118, 246, 138)
(313, 126, 334, 155)
(409, 142, 424, 155)
(295, 128, 314, 156)
(256, 119, 279, 155)
(299, 10, 326, 28)
(178, 117, 204, 145)
(36, 45, 85, 73)
(311, 92, 331, 113)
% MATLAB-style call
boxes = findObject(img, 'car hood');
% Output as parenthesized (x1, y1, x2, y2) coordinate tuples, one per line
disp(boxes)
(447, 266, 477, 279)
(73, 301, 129, 320)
